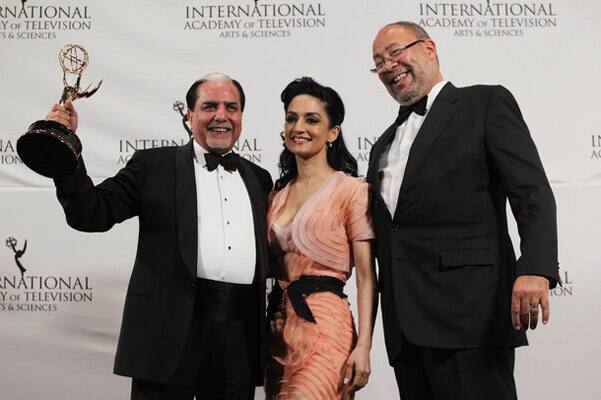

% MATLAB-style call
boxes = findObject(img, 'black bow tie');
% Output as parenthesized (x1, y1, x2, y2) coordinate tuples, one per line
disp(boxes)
(204, 152, 240, 172)
(395, 95, 428, 125)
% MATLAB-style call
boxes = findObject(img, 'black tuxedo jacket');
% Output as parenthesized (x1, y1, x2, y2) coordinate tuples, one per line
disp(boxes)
(54, 140, 272, 384)
(366, 83, 559, 364)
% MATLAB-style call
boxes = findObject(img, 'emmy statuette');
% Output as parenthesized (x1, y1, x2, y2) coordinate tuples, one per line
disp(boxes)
(17, 44, 102, 178)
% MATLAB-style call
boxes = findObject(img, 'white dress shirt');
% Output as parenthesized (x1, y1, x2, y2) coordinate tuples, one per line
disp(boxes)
(193, 140, 256, 284)
(379, 80, 449, 216)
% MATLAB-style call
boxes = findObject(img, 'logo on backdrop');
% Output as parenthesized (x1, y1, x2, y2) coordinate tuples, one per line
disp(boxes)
(417, 0, 558, 38)
(591, 134, 601, 159)
(117, 137, 189, 166)
(352, 136, 378, 164)
(117, 137, 263, 171)
(1, 236, 94, 312)
(549, 270, 573, 297)
(350, 136, 378, 175)
(5, 237, 27, 277)
(0, 138, 23, 166)
(234, 137, 263, 164)
(0, 0, 93, 40)
(183, 1, 327, 39)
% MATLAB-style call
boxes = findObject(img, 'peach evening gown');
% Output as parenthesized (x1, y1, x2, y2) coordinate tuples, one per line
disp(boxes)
(265, 171, 374, 400)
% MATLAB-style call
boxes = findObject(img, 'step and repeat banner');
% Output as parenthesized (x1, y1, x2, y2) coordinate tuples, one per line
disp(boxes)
(1, 1, 599, 399)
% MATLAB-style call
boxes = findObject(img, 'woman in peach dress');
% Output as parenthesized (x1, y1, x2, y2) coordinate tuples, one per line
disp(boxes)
(265, 77, 377, 400)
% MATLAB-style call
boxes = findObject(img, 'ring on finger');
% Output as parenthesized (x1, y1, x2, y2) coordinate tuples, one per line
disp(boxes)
(529, 303, 538, 311)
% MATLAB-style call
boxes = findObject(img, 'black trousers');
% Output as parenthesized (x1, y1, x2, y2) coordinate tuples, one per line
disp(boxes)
(393, 335, 517, 400)
(131, 279, 255, 400)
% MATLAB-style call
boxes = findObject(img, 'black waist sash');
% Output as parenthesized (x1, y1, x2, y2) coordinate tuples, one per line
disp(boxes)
(194, 278, 253, 322)
(268, 275, 347, 324)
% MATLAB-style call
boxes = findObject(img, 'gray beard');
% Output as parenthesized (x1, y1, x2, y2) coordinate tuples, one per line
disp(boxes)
(394, 74, 422, 106)
(397, 89, 421, 106)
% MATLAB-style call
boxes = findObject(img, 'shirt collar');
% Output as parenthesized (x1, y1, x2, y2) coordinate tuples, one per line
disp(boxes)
(426, 80, 449, 112)
(192, 139, 234, 169)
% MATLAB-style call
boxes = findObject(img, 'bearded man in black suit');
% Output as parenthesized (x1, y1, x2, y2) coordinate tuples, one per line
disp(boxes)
(47, 73, 272, 400)
(367, 21, 560, 399)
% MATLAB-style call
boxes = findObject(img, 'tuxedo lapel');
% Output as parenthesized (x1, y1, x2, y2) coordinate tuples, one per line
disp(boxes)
(238, 159, 269, 281)
(395, 83, 459, 218)
(176, 140, 198, 278)
(367, 123, 397, 209)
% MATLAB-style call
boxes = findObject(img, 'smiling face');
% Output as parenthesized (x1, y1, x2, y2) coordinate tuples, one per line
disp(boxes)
(284, 94, 339, 160)
(187, 79, 242, 154)
(372, 25, 441, 106)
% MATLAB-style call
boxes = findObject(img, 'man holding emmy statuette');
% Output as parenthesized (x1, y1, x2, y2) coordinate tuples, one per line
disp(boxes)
(42, 72, 272, 400)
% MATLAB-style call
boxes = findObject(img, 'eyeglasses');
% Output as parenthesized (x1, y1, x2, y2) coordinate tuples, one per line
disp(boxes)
(370, 39, 425, 74)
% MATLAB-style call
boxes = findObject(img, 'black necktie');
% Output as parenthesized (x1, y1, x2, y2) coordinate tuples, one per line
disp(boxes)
(395, 95, 428, 125)
(204, 152, 240, 172)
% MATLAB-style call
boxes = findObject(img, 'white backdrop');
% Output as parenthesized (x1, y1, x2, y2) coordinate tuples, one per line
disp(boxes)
(1, 1, 600, 399)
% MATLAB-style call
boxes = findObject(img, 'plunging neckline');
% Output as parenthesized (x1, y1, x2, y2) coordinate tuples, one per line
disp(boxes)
(273, 172, 340, 228)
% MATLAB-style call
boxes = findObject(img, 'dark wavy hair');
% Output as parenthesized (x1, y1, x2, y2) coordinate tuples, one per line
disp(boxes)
(275, 77, 358, 190)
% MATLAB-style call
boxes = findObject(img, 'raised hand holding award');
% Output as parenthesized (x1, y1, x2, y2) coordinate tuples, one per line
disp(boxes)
(17, 44, 102, 178)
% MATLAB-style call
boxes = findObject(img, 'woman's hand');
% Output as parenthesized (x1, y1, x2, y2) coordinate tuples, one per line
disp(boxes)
(342, 344, 371, 393)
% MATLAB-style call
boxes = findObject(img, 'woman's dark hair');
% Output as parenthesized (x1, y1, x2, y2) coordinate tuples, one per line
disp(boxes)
(275, 77, 358, 190)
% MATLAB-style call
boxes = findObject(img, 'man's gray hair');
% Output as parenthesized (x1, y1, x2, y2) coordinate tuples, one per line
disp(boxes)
(185, 73, 246, 111)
